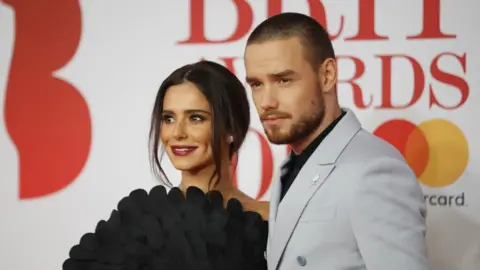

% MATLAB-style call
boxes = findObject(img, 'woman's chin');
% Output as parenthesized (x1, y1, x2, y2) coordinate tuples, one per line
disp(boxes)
(172, 161, 203, 173)
(172, 163, 195, 172)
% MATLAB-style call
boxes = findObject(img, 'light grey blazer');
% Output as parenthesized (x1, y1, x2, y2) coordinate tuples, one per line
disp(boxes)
(267, 109, 429, 270)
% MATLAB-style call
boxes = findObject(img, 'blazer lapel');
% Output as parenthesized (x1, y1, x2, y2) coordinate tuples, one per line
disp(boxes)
(266, 156, 289, 265)
(269, 108, 362, 269)
(268, 158, 290, 232)
(269, 163, 335, 268)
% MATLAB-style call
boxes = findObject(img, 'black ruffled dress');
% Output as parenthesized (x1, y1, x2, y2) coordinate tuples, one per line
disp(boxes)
(63, 186, 268, 270)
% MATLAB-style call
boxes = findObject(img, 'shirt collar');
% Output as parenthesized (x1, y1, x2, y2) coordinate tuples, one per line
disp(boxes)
(283, 110, 346, 169)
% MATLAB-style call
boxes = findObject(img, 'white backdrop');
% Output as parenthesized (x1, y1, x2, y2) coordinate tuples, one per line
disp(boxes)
(0, 0, 479, 269)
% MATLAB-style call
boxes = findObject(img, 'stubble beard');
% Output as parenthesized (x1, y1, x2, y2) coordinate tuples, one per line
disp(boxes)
(264, 96, 325, 145)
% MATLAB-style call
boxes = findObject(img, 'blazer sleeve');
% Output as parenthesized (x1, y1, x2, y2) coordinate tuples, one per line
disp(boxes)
(349, 157, 430, 270)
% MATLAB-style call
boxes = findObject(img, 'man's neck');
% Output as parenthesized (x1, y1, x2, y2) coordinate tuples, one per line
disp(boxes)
(290, 106, 342, 155)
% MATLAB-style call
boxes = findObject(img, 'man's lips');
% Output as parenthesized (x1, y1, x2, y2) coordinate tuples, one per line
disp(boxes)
(262, 116, 288, 125)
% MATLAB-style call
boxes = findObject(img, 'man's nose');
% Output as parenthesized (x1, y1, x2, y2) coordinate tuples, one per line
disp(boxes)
(260, 88, 279, 110)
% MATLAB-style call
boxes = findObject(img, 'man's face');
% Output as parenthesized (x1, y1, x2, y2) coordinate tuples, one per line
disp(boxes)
(245, 37, 325, 145)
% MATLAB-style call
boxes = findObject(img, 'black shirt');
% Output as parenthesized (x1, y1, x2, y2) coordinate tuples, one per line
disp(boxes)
(279, 110, 346, 201)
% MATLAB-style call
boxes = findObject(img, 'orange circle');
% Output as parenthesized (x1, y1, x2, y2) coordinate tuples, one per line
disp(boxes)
(373, 119, 469, 187)
(373, 119, 429, 178)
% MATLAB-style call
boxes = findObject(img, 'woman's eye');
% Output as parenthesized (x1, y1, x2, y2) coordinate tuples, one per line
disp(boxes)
(162, 115, 174, 123)
(190, 115, 204, 122)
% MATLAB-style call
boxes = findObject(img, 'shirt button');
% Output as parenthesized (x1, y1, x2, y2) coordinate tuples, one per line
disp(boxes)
(297, 256, 307, 266)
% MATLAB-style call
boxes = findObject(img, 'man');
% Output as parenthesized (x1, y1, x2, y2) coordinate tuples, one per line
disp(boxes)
(244, 12, 429, 270)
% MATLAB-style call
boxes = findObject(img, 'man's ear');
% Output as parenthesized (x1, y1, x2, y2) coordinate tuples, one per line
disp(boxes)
(319, 58, 337, 93)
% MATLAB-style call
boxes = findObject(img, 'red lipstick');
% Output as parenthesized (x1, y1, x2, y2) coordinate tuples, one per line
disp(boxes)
(171, 145, 198, 156)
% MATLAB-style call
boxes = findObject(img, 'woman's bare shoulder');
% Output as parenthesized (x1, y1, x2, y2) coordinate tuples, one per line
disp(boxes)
(239, 196, 270, 220)
(230, 189, 270, 220)
(254, 201, 270, 221)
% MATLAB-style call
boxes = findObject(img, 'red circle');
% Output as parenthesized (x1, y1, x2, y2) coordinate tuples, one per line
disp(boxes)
(373, 119, 429, 178)
(231, 128, 273, 200)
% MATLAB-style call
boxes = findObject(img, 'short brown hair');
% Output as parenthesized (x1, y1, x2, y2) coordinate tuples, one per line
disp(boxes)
(246, 12, 335, 69)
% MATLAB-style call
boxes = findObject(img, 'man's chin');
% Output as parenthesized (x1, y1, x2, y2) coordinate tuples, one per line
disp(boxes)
(264, 131, 291, 145)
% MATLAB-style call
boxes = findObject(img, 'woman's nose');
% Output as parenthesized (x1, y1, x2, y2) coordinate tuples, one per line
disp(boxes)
(172, 120, 187, 140)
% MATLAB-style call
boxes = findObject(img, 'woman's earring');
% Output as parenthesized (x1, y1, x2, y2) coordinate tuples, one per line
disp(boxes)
(227, 136, 234, 144)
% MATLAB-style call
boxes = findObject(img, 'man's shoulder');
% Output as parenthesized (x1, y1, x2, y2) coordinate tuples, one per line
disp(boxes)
(337, 128, 421, 189)
(340, 128, 406, 164)
(331, 129, 423, 200)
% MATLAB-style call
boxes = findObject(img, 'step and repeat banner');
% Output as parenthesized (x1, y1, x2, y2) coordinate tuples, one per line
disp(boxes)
(0, 0, 479, 269)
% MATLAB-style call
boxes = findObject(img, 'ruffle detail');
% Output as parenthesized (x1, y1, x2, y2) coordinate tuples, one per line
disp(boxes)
(63, 186, 268, 270)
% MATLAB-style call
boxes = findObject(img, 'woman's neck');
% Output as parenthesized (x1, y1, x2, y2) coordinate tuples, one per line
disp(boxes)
(178, 162, 267, 219)
(178, 163, 236, 199)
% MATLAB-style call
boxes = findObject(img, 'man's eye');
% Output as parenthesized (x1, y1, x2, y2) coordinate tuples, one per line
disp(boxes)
(250, 82, 262, 88)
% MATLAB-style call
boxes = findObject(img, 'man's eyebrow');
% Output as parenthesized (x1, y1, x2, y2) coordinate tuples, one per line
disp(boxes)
(269, 69, 295, 77)
(245, 76, 258, 83)
(245, 69, 296, 83)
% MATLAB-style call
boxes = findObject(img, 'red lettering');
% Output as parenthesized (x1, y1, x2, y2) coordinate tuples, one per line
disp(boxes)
(336, 56, 372, 109)
(206, 53, 469, 195)
(429, 52, 468, 109)
(345, 0, 388, 41)
(251, 129, 273, 200)
(267, 0, 345, 40)
(407, 0, 456, 39)
(376, 55, 424, 109)
(182, 0, 348, 44)
(3, 0, 91, 199)
(232, 129, 273, 200)
(181, 0, 456, 44)
(230, 153, 239, 186)
(200, 56, 239, 76)
(218, 57, 238, 75)
(178, 0, 253, 44)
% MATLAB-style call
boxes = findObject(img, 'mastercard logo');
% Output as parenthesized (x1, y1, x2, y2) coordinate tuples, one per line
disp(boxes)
(373, 119, 469, 188)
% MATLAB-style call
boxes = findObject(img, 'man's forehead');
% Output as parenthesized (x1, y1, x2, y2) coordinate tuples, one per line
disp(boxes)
(247, 38, 303, 57)
(246, 38, 304, 62)
(247, 36, 302, 48)
(244, 54, 304, 78)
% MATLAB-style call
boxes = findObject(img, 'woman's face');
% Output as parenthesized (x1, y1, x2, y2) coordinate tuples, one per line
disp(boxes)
(160, 82, 214, 172)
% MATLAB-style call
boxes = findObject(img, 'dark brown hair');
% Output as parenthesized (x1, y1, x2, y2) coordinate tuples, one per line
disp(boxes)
(247, 12, 335, 69)
(149, 60, 250, 188)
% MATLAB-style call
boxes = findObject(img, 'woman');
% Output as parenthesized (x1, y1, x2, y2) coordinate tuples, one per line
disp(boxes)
(63, 61, 269, 270)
